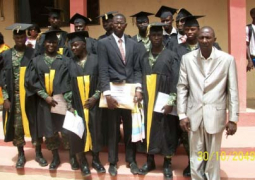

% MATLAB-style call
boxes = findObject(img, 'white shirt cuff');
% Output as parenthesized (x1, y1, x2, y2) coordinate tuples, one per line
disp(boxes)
(178, 113, 187, 120)
(103, 90, 111, 96)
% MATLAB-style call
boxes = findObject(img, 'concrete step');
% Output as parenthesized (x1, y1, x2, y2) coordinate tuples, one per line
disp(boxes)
(0, 146, 254, 180)
(0, 120, 254, 155)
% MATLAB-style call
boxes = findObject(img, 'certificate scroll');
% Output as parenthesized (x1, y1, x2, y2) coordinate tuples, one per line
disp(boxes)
(99, 83, 136, 110)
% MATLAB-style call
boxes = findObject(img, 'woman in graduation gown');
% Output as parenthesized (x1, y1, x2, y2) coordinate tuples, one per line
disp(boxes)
(138, 23, 180, 179)
(25, 30, 79, 170)
(54, 31, 105, 177)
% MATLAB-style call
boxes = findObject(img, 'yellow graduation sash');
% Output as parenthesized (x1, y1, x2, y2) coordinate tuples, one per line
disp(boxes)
(4, 112, 8, 135)
(19, 67, 31, 137)
(0, 87, 3, 105)
(44, 70, 55, 95)
(146, 74, 157, 152)
(77, 75, 92, 152)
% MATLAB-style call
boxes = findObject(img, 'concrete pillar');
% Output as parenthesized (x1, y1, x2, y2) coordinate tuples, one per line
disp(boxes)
(69, 0, 87, 32)
(228, 0, 247, 111)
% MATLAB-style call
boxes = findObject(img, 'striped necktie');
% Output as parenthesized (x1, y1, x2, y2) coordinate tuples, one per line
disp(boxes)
(118, 38, 125, 64)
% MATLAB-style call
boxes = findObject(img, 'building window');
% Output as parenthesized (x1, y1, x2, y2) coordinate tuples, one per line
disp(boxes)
(87, 0, 100, 25)
(15, 0, 70, 28)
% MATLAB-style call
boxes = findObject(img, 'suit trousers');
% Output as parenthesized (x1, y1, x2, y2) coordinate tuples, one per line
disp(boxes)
(189, 121, 223, 180)
(106, 108, 136, 164)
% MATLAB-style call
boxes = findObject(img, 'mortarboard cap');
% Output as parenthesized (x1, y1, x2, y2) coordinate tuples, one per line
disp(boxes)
(67, 31, 89, 44)
(6, 23, 32, 35)
(130, 11, 154, 22)
(183, 15, 204, 27)
(155, 6, 177, 18)
(69, 13, 92, 25)
(148, 22, 167, 33)
(43, 30, 63, 41)
(45, 7, 63, 18)
(176, 8, 192, 21)
(97, 11, 118, 20)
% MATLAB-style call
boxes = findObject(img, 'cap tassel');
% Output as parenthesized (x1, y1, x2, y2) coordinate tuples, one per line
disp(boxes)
(14, 25, 21, 33)
(146, 24, 151, 37)
(105, 14, 108, 20)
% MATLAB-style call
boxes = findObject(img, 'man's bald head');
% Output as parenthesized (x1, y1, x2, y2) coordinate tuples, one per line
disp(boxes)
(113, 14, 126, 22)
(199, 26, 215, 38)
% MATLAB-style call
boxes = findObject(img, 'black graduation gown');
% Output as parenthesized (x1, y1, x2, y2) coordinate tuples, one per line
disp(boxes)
(1, 47, 37, 142)
(142, 48, 179, 156)
(34, 30, 68, 56)
(25, 54, 69, 138)
(163, 33, 179, 51)
(55, 53, 103, 154)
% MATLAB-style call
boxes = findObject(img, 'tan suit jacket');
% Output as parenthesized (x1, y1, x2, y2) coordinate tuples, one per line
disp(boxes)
(177, 47, 239, 134)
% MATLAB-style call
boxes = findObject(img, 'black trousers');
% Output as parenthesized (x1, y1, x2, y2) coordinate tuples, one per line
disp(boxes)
(106, 108, 136, 164)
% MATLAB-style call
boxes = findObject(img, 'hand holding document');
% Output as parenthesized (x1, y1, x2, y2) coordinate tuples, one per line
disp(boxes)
(63, 111, 84, 139)
(99, 83, 136, 110)
(51, 94, 67, 115)
(154, 92, 177, 116)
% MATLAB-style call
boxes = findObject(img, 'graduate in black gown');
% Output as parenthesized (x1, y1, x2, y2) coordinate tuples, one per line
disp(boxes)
(64, 13, 97, 57)
(155, 6, 178, 50)
(1, 23, 47, 168)
(166, 8, 193, 51)
(130, 11, 154, 52)
(97, 11, 117, 40)
(34, 7, 68, 56)
(25, 30, 79, 170)
(138, 23, 179, 179)
(55, 31, 105, 177)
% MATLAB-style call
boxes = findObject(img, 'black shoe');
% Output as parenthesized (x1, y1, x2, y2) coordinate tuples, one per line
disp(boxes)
(80, 161, 91, 177)
(49, 150, 60, 170)
(36, 153, 48, 167)
(92, 159, 106, 173)
(16, 154, 26, 169)
(163, 167, 173, 179)
(163, 157, 173, 179)
(108, 164, 117, 176)
(138, 161, 156, 175)
(183, 163, 191, 177)
(129, 162, 139, 175)
(70, 155, 79, 170)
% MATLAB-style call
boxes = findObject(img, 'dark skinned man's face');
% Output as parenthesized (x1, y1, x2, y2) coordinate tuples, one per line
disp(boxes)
(44, 39, 58, 54)
(74, 23, 86, 32)
(161, 16, 173, 31)
(103, 19, 113, 32)
(149, 31, 163, 48)
(197, 28, 216, 52)
(112, 16, 127, 38)
(184, 26, 199, 41)
(13, 33, 26, 47)
(71, 41, 86, 56)
(136, 18, 149, 33)
(48, 16, 61, 29)
(176, 18, 186, 32)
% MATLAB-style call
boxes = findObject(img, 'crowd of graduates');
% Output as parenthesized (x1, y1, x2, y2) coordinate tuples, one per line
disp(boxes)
(0, 5, 224, 179)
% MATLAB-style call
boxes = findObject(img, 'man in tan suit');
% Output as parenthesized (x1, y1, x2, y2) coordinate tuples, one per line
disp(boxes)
(177, 26, 239, 180)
